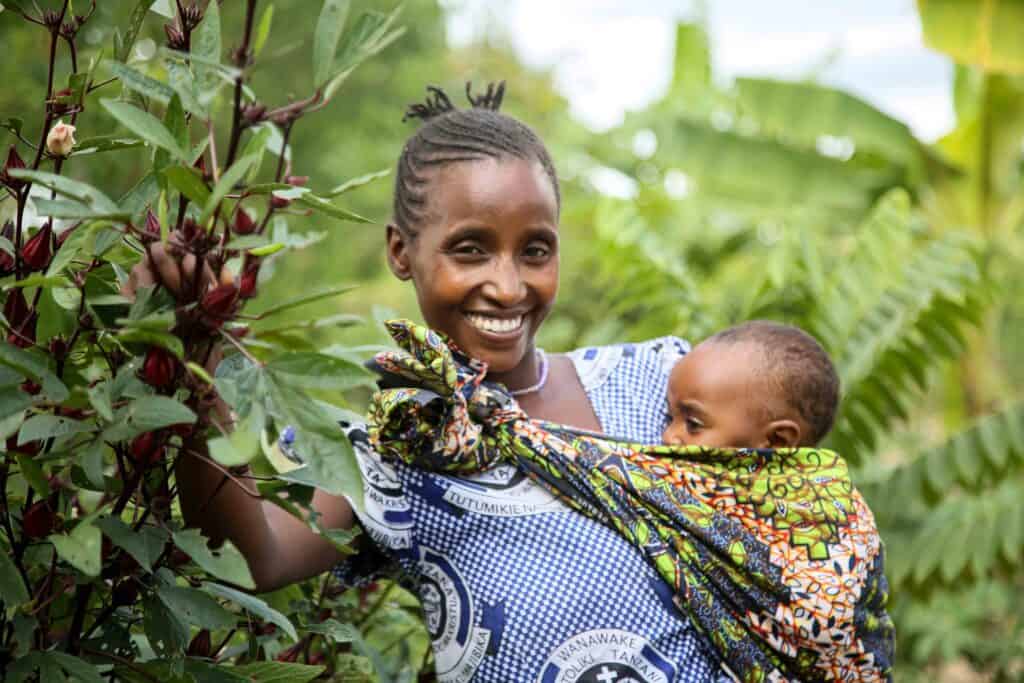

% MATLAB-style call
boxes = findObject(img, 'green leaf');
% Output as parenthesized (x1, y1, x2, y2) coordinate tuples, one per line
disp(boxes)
(143, 593, 190, 656)
(324, 168, 389, 197)
(8, 169, 119, 214)
(313, 0, 351, 85)
(294, 193, 373, 223)
(107, 61, 175, 104)
(70, 134, 145, 156)
(116, 0, 159, 62)
(101, 396, 196, 442)
(253, 4, 274, 57)
(80, 440, 108, 489)
(202, 582, 297, 642)
(200, 155, 257, 225)
(248, 242, 284, 256)
(18, 413, 95, 445)
(16, 454, 49, 499)
(48, 653, 105, 683)
(0, 386, 33, 422)
(208, 404, 263, 468)
(0, 345, 69, 402)
(50, 521, 102, 576)
(1, 117, 23, 138)
(163, 165, 211, 206)
(156, 585, 236, 630)
(304, 618, 357, 643)
(192, 0, 222, 97)
(917, 0, 1024, 74)
(172, 529, 256, 589)
(165, 59, 205, 117)
(101, 98, 188, 162)
(0, 549, 30, 608)
(252, 284, 356, 320)
(267, 353, 373, 392)
(117, 328, 185, 360)
(95, 516, 169, 571)
(225, 662, 325, 683)
(32, 198, 130, 221)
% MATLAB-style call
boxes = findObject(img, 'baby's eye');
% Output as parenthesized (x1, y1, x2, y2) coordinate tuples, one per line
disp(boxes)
(685, 417, 704, 434)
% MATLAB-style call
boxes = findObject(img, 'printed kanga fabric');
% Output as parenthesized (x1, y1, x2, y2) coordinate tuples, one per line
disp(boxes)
(366, 320, 895, 683)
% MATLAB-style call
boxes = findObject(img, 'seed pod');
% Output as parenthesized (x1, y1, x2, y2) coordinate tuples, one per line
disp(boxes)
(6, 435, 40, 456)
(164, 23, 187, 50)
(285, 175, 308, 187)
(21, 222, 54, 272)
(22, 501, 56, 539)
(239, 258, 260, 299)
(141, 346, 177, 389)
(129, 431, 165, 466)
(233, 208, 256, 235)
(4, 288, 37, 349)
(201, 283, 240, 328)
(270, 195, 291, 210)
(145, 209, 162, 239)
(187, 629, 212, 658)
(0, 147, 25, 191)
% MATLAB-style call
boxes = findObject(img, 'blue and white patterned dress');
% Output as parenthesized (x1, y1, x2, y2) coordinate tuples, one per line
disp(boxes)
(283, 336, 728, 682)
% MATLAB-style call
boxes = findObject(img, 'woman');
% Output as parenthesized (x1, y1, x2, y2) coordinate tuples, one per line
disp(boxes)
(134, 84, 727, 682)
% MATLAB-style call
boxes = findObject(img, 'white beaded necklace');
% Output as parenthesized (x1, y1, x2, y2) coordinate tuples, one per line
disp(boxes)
(509, 349, 549, 396)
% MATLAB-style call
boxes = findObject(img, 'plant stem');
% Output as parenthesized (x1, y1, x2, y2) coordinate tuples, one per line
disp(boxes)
(224, 0, 259, 168)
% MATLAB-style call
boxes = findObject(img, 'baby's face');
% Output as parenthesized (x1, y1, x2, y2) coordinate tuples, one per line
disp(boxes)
(663, 341, 778, 449)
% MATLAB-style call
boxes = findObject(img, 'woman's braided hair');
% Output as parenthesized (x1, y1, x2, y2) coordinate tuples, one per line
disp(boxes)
(393, 81, 560, 235)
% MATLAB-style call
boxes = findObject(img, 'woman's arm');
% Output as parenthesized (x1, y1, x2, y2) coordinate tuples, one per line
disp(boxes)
(127, 244, 357, 592)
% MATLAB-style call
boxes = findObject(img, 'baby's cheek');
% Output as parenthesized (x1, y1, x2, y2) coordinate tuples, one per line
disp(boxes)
(662, 420, 686, 446)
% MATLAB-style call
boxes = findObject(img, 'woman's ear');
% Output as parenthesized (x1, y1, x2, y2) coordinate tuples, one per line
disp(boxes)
(386, 224, 412, 281)
(763, 419, 802, 449)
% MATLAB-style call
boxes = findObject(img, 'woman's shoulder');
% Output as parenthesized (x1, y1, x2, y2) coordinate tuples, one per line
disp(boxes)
(566, 335, 690, 394)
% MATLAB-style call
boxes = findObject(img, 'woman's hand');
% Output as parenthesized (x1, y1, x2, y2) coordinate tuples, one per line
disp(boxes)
(122, 237, 217, 302)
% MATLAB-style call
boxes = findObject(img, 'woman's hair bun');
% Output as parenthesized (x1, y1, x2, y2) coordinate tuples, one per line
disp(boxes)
(402, 81, 506, 123)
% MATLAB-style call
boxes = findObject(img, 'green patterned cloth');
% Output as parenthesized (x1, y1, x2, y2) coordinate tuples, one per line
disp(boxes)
(367, 320, 894, 683)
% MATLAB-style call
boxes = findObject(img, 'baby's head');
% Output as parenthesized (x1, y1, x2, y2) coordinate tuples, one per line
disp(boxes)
(663, 321, 839, 449)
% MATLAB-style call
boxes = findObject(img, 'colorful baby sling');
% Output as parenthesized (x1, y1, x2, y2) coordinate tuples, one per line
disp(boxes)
(366, 320, 895, 683)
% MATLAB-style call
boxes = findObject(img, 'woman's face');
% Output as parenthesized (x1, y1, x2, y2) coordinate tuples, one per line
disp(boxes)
(387, 156, 559, 376)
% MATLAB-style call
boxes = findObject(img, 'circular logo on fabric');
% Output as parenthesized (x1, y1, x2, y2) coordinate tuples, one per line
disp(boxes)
(443, 464, 567, 517)
(537, 629, 676, 683)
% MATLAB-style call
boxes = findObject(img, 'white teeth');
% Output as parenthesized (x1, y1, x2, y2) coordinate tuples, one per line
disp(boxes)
(465, 314, 523, 334)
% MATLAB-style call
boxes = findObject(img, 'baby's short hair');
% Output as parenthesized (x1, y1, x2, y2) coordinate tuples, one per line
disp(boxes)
(705, 320, 839, 445)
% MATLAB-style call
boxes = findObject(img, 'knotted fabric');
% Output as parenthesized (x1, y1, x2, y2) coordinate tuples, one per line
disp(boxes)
(367, 320, 894, 683)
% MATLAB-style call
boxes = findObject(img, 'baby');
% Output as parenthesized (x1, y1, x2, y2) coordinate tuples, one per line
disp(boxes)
(663, 320, 839, 449)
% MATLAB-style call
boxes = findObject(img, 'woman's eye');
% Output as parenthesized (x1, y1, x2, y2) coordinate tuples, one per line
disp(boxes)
(523, 243, 551, 260)
(451, 243, 485, 256)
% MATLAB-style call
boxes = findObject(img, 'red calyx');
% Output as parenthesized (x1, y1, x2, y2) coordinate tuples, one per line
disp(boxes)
(275, 644, 301, 662)
(21, 222, 54, 272)
(233, 208, 256, 235)
(4, 289, 37, 349)
(270, 195, 291, 210)
(141, 346, 178, 389)
(0, 221, 15, 274)
(239, 258, 260, 299)
(201, 283, 240, 328)
(22, 501, 56, 539)
(144, 209, 162, 239)
(1, 146, 26, 191)
(129, 431, 165, 466)
(6, 434, 40, 456)
(187, 629, 212, 658)
(285, 175, 308, 187)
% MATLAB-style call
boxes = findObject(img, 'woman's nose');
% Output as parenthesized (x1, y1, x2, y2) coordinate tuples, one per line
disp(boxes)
(482, 257, 527, 305)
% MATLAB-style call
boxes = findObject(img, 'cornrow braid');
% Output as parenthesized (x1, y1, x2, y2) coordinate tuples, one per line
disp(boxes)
(393, 81, 560, 235)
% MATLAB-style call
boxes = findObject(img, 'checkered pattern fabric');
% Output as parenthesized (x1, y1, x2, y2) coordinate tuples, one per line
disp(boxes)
(285, 337, 731, 682)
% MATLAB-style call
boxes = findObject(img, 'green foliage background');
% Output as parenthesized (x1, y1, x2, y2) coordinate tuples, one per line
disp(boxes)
(2, 1, 1023, 681)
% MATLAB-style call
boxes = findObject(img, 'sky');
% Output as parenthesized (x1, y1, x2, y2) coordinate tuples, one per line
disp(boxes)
(442, 0, 954, 142)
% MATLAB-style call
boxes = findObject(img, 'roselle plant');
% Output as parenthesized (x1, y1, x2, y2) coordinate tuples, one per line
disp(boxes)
(0, 1, 409, 680)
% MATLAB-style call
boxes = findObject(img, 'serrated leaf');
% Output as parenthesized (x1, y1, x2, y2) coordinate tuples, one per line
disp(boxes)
(116, 0, 159, 62)
(157, 585, 236, 630)
(18, 414, 94, 445)
(107, 61, 175, 104)
(226, 662, 324, 683)
(0, 345, 68, 402)
(208, 404, 263, 468)
(192, 0, 222, 96)
(172, 529, 255, 589)
(8, 169, 119, 213)
(202, 582, 297, 641)
(267, 353, 373, 392)
(305, 618, 357, 643)
(101, 395, 196, 442)
(48, 653, 104, 683)
(50, 521, 102, 576)
(143, 593, 190, 656)
(95, 516, 169, 571)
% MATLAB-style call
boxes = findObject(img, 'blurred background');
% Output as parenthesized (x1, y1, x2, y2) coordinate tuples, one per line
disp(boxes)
(3, 1, 1022, 680)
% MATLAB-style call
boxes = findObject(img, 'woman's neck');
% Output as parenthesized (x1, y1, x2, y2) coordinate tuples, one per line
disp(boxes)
(487, 344, 542, 393)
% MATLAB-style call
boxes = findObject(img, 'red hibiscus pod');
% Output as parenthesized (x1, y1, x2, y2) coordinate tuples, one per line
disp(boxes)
(141, 346, 177, 389)
(275, 644, 301, 662)
(167, 547, 191, 567)
(238, 259, 259, 299)
(1, 146, 26, 191)
(269, 195, 291, 210)
(6, 434, 40, 456)
(254, 622, 277, 636)
(0, 221, 14, 274)
(144, 209, 162, 239)
(187, 629, 212, 658)
(7, 313, 37, 348)
(201, 283, 239, 327)
(21, 222, 54, 272)
(233, 208, 256, 235)
(22, 500, 56, 539)
(129, 431, 165, 466)
(4, 288, 37, 348)
(20, 380, 41, 395)
(285, 175, 308, 187)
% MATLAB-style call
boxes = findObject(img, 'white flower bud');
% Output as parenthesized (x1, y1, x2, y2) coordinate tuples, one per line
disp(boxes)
(46, 120, 77, 157)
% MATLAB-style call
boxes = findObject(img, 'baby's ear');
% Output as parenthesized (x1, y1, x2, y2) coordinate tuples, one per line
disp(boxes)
(764, 419, 802, 449)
